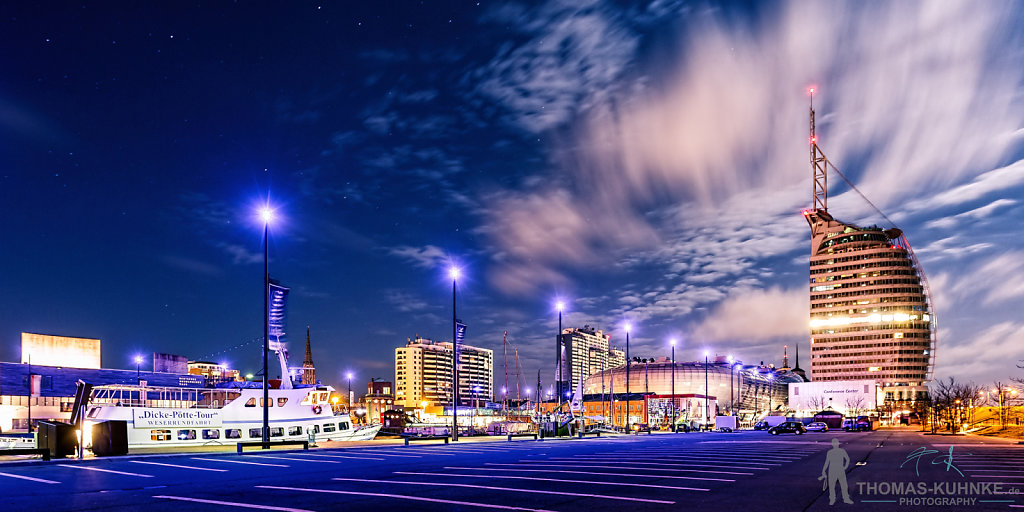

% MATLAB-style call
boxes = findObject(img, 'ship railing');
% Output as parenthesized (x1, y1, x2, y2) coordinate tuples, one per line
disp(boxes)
(89, 384, 241, 409)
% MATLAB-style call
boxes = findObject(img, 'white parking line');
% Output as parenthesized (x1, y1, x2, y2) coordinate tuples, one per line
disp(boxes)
(447, 466, 735, 482)
(191, 457, 288, 468)
(395, 471, 710, 492)
(257, 485, 557, 511)
(557, 455, 783, 464)
(130, 461, 228, 472)
(154, 495, 313, 511)
(341, 451, 422, 458)
(302, 453, 389, 461)
(0, 472, 60, 484)
(491, 462, 753, 476)
(552, 458, 782, 466)
(535, 459, 770, 470)
(246, 455, 344, 464)
(331, 477, 674, 504)
(56, 465, 153, 477)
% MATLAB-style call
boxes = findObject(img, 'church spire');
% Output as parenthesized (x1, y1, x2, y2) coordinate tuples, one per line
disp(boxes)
(302, 326, 316, 385)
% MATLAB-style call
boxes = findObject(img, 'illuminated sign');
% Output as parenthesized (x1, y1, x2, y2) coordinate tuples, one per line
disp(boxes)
(132, 409, 222, 428)
(21, 332, 101, 369)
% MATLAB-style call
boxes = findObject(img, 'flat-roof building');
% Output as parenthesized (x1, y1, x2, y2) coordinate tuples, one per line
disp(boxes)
(395, 336, 493, 409)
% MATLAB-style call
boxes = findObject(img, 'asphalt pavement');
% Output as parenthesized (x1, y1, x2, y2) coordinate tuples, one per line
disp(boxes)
(1, 429, 1021, 511)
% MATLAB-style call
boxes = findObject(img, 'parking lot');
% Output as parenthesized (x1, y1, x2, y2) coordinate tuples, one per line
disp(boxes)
(0, 429, 1021, 511)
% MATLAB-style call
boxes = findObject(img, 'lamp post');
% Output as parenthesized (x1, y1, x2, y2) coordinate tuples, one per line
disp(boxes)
(555, 301, 564, 413)
(727, 355, 734, 416)
(135, 355, 143, 384)
(670, 339, 677, 432)
(624, 323, 631, 433)
(450, 266, 460, 441)
(259, 205, 273, 449)
(346, 372, 353, 412)
(767, 373, 774, 416)
(704, 350, 710, 430)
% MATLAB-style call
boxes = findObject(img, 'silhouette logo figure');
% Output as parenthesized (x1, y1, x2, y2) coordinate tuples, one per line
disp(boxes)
(820, 438, 854, 505)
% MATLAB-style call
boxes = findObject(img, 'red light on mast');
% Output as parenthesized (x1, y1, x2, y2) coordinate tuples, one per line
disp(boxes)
(801, 209, 810, 216)
(810, 136, 817, 144)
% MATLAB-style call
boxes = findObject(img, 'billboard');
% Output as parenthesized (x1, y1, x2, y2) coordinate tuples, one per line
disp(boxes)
(153, 353, 188, 374)
(21, 332, 101, 369)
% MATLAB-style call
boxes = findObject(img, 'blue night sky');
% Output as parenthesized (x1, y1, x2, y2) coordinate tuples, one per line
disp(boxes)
(2, 2, 1023, 393)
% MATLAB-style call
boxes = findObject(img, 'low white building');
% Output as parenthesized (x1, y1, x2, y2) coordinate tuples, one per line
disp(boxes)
(789, 380, 878, 417)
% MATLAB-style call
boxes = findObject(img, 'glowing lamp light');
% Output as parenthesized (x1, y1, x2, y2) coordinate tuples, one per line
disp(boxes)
(703, 350, 709, 357)
(670, 338, 677, 346)
(346, 372, 353, 380)
(259, 206, 274, 224)
(331, 396, 339, 405)
(134, 355, 143, 364)
(624, 323, 632, 333)
(727, 355, 733, 363)
(449, 266, 460, 281)
(802, 209, 810, 216)
(556, 300, 565, 312)
(808, 86, 816, 95)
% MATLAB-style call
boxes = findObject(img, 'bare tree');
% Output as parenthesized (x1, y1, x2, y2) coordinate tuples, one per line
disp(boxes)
(845, 397, 867, 418)
(808, 395, 829, 413)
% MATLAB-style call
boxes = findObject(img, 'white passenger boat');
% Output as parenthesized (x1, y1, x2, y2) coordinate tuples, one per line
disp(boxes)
(83, 384, 380, 448)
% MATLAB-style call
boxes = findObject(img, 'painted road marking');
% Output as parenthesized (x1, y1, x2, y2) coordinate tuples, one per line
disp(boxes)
(447, 466, 735, 482)
(257, 485, 557, 512)
(0, 472, 60, 484)
(536, 459, 770, 470)
(130, 461, 228, 472)
(490, 462, 752, 476)
(302, 453, 390, 461)
(340, 451, 422, 458)
(246, 455, 346, 464)
(56, 465, 153, 478)
(395, 471, 710, 492)
(331, 477, 675, 504)
(191, 457, 288, 468)
(154, 495, 313, 512)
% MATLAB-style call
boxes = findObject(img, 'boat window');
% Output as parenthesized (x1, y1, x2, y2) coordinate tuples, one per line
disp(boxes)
(225, 429, 242, 439)
(288, 426, 303, 436)
(151, 429, 171, 441)
(87, 408, 99, 418)
(260, 398, 273, 407)
(338, 422, 349, 430)
(270, 427, 284, 437)
(323, 424, 336, 433)
(245, 398, 256, 407)
(202, 429, 220, 440)
(311, 425, 320, 434)
(249, 428, 262, 438)
(277, 398, 288, 407)
(177, 430, 197, 441)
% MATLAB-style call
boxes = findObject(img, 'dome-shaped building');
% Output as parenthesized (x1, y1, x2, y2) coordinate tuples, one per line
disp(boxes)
(580, 358, 803, 428)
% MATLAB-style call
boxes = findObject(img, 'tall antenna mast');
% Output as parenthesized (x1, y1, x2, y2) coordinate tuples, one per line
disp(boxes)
(810, 87, 828, 212)
(503, 330, 509, 413)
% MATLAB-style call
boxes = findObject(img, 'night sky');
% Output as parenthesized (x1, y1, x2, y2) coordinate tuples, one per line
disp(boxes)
(3, 2, 1023, 394)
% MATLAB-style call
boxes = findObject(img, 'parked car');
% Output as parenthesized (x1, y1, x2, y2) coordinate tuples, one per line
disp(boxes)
(806, 422, 829, 432)
(768, 421, 807, 435)
(753, 421, 769, 430)
(842, 418, 871, 432)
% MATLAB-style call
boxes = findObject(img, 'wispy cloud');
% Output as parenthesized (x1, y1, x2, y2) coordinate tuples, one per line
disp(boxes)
(388, 245, 449, 270)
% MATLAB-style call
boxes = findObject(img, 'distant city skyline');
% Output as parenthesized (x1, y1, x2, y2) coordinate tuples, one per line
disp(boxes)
(2, 2, 1023, 391)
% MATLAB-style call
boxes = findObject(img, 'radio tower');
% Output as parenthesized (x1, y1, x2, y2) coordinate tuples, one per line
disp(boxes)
(809, 87, 829, 213)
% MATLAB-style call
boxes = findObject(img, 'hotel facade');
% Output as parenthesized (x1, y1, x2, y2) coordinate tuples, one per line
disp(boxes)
(394, 337, 493, 409)
(557, 325, 625, 395)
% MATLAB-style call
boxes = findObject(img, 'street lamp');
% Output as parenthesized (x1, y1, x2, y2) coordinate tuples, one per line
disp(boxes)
(727, 355, 734, 416)
(555, 300, 565, 413)
(624, 323, 631, 433)
(767, 373, 774, 417)
(345, 372, 354, 414)
(259, 204, 274, 449)
(450, 265, 460, 442)
(704, 350, 710, 430)
(134, 355, 143, 384)
(670, 338, 677, 432)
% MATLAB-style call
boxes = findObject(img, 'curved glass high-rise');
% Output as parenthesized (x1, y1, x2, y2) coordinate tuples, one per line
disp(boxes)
(803, 96, 936, 411)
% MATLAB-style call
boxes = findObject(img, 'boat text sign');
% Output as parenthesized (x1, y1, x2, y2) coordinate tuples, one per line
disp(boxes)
(133, 409, 223, 428)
